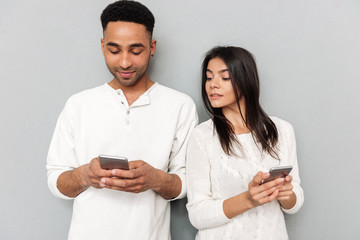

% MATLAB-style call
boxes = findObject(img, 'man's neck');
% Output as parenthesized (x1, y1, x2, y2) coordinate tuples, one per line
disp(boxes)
(108, 77, 155, 106)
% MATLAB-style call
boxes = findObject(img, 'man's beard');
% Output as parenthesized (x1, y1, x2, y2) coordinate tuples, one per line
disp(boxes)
(111, 63, 149, 87)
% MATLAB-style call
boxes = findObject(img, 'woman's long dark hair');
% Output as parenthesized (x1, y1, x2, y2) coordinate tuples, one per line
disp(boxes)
(201, 46, 279, 159)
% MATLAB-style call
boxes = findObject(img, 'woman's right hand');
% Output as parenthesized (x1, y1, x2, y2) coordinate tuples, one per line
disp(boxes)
(247, 171, 285, 207)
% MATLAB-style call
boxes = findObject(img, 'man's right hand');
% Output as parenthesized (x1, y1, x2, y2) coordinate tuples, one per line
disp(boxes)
(86, 158, 113, 189)
(57, 157, 113, 198)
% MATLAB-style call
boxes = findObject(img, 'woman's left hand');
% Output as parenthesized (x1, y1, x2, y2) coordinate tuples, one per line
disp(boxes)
(276, 175, 294, 201)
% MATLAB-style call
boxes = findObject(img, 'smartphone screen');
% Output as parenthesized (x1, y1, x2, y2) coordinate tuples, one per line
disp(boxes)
(98, 155, 129, 170)
(262, 166, 292, 184)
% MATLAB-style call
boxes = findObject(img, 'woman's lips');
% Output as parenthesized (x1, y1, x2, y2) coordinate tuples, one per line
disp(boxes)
(209, 93, 223, 99)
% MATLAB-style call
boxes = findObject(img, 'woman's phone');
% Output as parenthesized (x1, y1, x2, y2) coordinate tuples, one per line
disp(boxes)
(98, 154, 129, 170)
(262, 166, 292, 184)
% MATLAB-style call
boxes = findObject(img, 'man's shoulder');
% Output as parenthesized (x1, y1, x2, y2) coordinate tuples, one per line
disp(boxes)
(67, 84, 107, 105)
(153, 84, 195, 105)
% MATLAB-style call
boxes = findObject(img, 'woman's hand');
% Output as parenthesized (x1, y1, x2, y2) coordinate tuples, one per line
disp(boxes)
(276, 175, 294, 201)
(223, 171, 285, 219)
(247, 171, 285, 207)
(276, 175, 297, 209)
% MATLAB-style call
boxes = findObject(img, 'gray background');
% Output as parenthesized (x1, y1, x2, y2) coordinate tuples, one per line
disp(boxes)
(1, 0, 359, 239)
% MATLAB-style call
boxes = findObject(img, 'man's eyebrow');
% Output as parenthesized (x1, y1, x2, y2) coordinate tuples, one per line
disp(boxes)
(106, 42, 145, 48)
(106, 42, 120, 47)
(129, 43, 145, 48)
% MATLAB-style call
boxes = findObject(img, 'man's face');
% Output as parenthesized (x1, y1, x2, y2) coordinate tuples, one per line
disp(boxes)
(101, 21, 156, 87)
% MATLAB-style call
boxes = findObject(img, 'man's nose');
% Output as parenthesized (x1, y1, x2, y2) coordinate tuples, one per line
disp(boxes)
(119, 53, 132, 69)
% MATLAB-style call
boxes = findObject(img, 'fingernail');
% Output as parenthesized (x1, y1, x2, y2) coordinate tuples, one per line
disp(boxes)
(101, 178, 106, 183)
(112, 169, 116, 175)
(100, 183, 105, 188)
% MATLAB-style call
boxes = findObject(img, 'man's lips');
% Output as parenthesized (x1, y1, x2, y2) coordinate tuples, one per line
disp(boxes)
(118, 71, 135, 78)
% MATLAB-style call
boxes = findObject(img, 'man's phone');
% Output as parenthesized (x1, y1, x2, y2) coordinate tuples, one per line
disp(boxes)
(98, 154, 129, 170)
(262, 166, 292, 184)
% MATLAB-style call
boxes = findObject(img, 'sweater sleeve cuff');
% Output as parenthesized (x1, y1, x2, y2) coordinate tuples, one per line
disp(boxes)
(281, 186, 304, 214)
(188, 199, 231, 229)
(47, 169, 75, 200)
(214, 199, 232, 224)
(168, 173, 186, 201)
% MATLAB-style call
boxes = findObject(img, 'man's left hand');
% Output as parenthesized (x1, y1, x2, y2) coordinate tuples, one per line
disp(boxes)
(100, 160, 162, 193)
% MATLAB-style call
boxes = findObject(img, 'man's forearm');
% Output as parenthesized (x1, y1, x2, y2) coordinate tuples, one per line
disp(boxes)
(152, 170, 182, 200)
(57, 164, 91, 198)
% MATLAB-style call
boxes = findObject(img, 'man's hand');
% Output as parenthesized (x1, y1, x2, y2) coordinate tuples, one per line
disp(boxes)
(100, 160, 161, 192)
(57, 157, 113, 198)
(86, 158, 114, 189)
(247, 171, 284, 207)
(100, 160, 181, 199)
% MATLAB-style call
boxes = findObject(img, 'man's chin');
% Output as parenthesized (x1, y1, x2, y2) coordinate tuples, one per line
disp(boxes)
(116, 78, 137, 87)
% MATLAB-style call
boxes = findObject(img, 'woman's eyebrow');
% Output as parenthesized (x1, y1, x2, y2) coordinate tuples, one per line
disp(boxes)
(219, 69, 229, 73)
(206, 69, 228, 73)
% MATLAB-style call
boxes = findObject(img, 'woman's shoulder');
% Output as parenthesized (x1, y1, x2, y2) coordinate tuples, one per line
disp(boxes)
(270, 116, 295, 136)
(191, 118, 214, 139)
(195, 118, 214, 131)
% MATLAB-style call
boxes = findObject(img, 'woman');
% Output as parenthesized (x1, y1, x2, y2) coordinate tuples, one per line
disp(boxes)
(186, 46, 304, 240)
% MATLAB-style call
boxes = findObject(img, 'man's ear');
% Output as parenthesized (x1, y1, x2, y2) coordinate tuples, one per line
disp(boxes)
(101, 38, 105, 55)
(150, 40, 157, 57)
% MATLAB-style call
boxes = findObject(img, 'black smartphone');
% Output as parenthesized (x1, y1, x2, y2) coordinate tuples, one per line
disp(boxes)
(262, 166, 292, 184)
(98, 154, 129, 170)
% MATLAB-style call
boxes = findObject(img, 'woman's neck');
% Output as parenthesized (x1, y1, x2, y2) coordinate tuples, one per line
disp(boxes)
(222, 99, 250, 135)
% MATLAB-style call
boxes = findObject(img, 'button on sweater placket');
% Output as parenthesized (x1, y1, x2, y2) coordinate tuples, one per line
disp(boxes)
(125, 108, 130, 125)
(117, 91, 131, 125)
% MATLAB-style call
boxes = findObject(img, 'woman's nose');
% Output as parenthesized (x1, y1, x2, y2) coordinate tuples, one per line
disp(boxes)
(209, 78, 220, 88)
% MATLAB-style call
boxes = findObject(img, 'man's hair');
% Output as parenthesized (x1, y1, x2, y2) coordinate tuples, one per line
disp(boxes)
(101, 0, 155, 35)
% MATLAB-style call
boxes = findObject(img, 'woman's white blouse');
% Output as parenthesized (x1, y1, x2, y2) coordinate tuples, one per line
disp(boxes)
(186, 117, 304, 240)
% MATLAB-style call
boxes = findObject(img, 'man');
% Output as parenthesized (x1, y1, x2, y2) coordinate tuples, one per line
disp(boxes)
(46, 1, 198, 239)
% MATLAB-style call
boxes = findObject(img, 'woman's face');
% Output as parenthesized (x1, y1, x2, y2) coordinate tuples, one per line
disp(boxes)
(205, 57, 238, 110)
